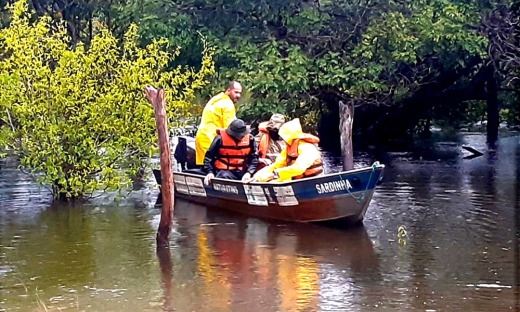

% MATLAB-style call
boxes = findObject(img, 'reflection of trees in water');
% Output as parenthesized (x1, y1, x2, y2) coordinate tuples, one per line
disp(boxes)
(37, 206, 95, 281)
(406, 164, 463, 311)
(382, 158, 465, 309)
(37, 202, 157, 310)
(1, 205, 96, 309)
(464, 144, 516, 290)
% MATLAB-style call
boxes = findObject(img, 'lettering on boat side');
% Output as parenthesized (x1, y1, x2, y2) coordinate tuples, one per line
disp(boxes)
(315, 179, 353, 194)
(263, 187, 275, 204)
(243, 185, 268, 206)
(174, 175, 189, 195)
(273, 186, 299, 206)
(186, 177, 207, 197)
(213, 183, 239, 194)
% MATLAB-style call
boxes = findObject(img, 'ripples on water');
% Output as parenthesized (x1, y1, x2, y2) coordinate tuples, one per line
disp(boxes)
(0, 133, 518, 312)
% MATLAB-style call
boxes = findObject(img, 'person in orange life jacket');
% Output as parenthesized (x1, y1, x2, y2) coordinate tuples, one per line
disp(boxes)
(203, 119, 259, 185)
(255, 113, 286, 168)
(252, 118, 324, 182)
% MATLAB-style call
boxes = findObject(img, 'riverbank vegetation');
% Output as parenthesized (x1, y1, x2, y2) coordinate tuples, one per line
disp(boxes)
(0, 0, 517, 199)
(23, 0, 514, 143)
(0, 0, 214, 199)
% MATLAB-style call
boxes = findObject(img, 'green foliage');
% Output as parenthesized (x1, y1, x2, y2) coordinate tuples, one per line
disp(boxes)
(0, 0, 214, 199)
(148, 0, 489, 119)
(349, 0, 487, 102)
(499, 92, 520, 126)
(222, 40, 313, 120)
(2, 0, 516, 152)
(90, 0, 501, 130)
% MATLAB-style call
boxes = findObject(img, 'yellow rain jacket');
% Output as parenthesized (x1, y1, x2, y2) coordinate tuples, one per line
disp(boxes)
(195, 92, 236, 165)
(254, 118, 323, 182)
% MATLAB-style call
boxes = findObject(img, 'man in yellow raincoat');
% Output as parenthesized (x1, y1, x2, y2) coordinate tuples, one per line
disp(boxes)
(195, 81, 242, 165)
(252, 118, 324, 182)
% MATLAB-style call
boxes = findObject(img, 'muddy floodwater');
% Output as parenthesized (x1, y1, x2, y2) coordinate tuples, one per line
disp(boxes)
(1, 133, 519, 311)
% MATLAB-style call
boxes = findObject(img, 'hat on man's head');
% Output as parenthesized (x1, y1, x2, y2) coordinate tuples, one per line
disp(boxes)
(270, 113, 286, 124)
(267, 113, 286, 130)
(226, 119, 250, 139)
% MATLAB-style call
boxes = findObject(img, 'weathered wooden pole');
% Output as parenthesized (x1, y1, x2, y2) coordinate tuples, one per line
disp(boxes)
(145, 86, 174, 248)
(339, 100, 355, 171)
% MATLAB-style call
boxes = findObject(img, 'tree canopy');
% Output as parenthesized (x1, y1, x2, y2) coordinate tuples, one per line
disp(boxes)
(0, 0, 518, 198)
(90, 0, 518, 135)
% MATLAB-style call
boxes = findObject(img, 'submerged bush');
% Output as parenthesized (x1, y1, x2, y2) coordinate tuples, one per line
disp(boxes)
(0, 0, 214, 199)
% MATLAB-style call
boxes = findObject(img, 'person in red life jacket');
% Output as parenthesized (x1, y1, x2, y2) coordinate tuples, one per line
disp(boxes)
(252, 118, 324, 182)
(255, 113, 286, 169)
(203, 119, 259, 185)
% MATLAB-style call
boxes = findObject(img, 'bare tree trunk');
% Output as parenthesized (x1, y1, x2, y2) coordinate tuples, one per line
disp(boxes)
(339, 101, 354, 171)
(486, 69, 499, 146)
(88, 12, 93, 43)
(145, 87, 174, 248)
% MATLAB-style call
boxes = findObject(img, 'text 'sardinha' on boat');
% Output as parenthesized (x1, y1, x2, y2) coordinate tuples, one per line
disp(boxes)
(153, 136, 385, 225)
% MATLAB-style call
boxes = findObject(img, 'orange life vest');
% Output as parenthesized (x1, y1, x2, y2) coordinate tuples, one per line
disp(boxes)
(257, 121, 270, 159)
(286, 135, 324, 179)
(214, 129, 252, 171)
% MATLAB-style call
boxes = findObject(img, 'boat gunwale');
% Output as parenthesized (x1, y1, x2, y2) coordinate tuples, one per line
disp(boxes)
(172, 164, 385, 187)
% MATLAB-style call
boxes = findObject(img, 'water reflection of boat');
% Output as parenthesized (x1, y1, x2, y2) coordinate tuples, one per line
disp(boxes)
(278, 223, 381, 274)
(153, 137, 385, 225)
(172, 202, 381, 312)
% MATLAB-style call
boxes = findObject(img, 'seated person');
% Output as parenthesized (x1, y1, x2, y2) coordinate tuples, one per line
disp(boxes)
(256, 113, 286, 169)
(252, 118, 324, 182)
(203, 119, 258, 185)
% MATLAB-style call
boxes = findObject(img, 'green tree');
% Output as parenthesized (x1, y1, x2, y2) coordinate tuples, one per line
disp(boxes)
(24, 0, 517, 137)
(0, 0, 215, 199)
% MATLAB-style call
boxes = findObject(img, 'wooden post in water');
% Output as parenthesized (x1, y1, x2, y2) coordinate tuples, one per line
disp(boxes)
(339, 100, 355, 171)
(145, 86, 174, 248)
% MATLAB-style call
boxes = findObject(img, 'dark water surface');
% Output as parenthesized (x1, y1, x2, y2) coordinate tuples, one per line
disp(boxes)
(1, 133, 519, 312)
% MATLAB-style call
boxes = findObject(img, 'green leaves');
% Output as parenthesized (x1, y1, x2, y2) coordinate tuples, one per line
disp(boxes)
(347, 0, 487, 103)
(221, 40, 312, 119)
(0, 0, 214, 199)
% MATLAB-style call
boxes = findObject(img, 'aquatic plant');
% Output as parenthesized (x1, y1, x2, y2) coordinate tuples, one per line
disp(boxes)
(397, 225, 407, 246)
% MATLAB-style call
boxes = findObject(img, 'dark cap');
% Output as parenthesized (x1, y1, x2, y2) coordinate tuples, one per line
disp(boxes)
(226, 119, 250, 139)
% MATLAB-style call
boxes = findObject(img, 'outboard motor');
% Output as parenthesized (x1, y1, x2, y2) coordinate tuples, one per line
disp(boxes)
(174, 136, 197, 170)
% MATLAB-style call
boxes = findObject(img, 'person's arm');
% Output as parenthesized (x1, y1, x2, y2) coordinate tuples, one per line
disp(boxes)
(270, 149, 286, 170)
(251, 149, 287, 182)
(275, 143, 320, 181)
(203, 136, 222, 175)
(246, 136, 259, 174)
(221, 100, 236, 128)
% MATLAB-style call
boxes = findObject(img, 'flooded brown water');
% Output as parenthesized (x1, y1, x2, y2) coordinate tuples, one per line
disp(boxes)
(0, 133, 519, 312)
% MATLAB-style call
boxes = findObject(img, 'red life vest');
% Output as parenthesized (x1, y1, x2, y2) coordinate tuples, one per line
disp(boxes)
(286, 135, 324, 179)
(257, 121, 270, 159)
(214, 129, 252, 171)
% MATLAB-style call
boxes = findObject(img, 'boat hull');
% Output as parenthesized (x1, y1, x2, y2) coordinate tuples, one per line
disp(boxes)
(153, 164, 384, 224)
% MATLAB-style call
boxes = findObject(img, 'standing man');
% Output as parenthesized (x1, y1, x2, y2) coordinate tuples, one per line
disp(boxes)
(203, 119, 258, 185)
(195, 81, 242, 166)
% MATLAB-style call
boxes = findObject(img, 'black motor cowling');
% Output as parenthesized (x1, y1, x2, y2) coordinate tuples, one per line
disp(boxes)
(174, 136, 197, 170)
